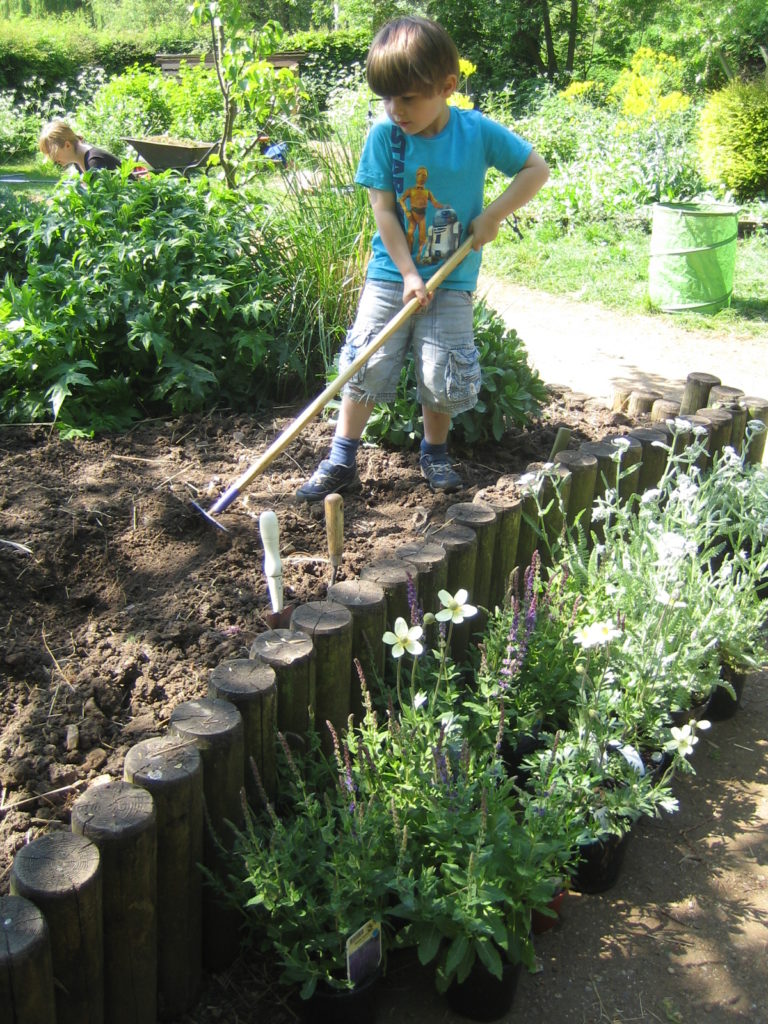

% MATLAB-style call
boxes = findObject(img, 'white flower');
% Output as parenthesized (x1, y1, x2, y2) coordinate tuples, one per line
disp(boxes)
(572, 620, 621, 648)
(413, 691, 428, 709)
(640, 488, 661, 504)
(382, 618, 423, 658)
(654, 531, 696, 562)
(435, 589, 477, 624)
(669, 723, 698, 757)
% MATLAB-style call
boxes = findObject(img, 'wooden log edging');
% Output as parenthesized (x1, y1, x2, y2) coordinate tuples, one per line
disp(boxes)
(10, 831, 103, 1024)
(9, 376, 768, 1024)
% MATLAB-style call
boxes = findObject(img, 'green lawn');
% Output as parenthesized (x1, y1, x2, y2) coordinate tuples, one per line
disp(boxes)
(485, 217, 768, 340)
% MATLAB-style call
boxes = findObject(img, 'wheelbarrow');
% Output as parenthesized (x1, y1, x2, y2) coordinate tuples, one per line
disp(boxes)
(122, 137, 217, 176)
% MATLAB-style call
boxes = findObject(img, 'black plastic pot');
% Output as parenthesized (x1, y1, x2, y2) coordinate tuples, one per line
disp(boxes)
(445, 957, 523, 1021)
(300, 969, 380, 1024)
(570, 830, 631, 894)
(500, 727, 546, 785)
(706, 662, 747, 721)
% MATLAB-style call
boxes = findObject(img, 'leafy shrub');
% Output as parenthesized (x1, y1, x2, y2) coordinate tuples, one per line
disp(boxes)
(0, 173, 291, 435)
(360, 299, 548, 448)
(287, 28, 369, 110)
(698, 79, 768, 199)
(0, 88, 39, 157)
(0, 16, 203, 96)
(499, 82, 703, 227)
(0, 186, 32, 283)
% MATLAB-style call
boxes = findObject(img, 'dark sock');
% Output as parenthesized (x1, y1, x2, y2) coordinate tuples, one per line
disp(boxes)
(329, 435, 359, 468)
(421, 439, 449, 459)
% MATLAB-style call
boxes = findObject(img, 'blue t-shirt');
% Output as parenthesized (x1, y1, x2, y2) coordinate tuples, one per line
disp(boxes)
(355, 106, 532, 291)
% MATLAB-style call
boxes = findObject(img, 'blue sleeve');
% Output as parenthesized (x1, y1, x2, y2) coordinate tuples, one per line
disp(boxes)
(355, 121, 395, 192)
(481, 116, 533, 178)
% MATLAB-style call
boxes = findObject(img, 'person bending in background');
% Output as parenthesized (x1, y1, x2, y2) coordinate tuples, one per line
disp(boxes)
(39, 119, 121, 173)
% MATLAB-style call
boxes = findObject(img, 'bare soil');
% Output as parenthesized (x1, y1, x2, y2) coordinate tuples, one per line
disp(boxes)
(1, 298, 767, 1023)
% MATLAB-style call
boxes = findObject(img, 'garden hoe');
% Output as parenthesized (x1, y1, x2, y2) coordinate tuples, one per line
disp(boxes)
(191, 235, 475, 531)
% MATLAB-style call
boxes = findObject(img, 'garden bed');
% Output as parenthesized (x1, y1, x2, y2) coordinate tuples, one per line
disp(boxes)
(0, 386, 618, 884)
(2, 388, 767, 1024)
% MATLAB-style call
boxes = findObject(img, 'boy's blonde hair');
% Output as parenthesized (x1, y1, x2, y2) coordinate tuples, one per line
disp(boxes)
(366, 16, 459, 98)
(39, 119, 81, 158)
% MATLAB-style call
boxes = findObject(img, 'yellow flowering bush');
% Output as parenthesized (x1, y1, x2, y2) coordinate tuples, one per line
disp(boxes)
(448, 57, 477, 110)
(609, 47, 691, 121)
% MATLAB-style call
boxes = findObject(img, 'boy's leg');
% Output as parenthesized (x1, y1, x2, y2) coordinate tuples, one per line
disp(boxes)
(296, 279, 410, 503)
(295, 396, 374, 502)
(420, 406, 462, 492)
(415, 290, 479, 493)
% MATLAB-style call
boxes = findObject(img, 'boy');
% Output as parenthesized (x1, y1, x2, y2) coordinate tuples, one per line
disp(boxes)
(296, 16, 549, 502)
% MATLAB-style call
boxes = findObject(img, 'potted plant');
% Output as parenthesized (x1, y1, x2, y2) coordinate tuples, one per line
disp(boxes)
(355, 592, 578, 1020)
(229, 728, 396, 1018)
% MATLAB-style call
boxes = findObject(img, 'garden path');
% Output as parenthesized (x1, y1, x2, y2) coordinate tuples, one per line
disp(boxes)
(479, 274, 768, 414)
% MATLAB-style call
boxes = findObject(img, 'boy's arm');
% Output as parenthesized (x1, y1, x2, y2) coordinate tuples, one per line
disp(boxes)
(369, 188, 429, 306)
(469, 150, 549, 250)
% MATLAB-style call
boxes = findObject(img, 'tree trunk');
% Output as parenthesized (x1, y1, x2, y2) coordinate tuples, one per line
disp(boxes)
(541, 0, 558, 78)
(565, 0, 579, 76)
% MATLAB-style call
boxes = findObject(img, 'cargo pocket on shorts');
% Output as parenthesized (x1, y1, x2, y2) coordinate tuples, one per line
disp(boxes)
(446, 345, 481, 403)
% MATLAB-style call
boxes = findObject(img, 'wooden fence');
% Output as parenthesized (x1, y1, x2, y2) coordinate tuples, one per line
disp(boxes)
(2, 373, 767, 1023)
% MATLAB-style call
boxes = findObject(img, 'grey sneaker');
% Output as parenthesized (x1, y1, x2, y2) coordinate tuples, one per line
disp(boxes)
(420, 453, 463, 493)
(295, 459, 358, 502)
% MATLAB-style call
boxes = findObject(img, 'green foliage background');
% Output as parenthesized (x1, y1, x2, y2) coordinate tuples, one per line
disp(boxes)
(698, 80, 768, 199)
(0, 173, 298, 434)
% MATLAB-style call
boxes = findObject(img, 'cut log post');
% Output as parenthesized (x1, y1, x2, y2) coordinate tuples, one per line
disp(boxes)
(428, 521, 477, 666)
(611, 387, 631, 413)
(168, 698, 244, 971)
(291, 601, 354, 751)
(553, 450, 598, 536)
(660, 416, 694, 458)
(208, 659, 277, 803)
(579, 441, 620, 542)
(123, 736, 203, 1020)
(70, 780, 157, 1024)
(679, 371, 721, 415)
(0, 894, 56, 1024)
(694, 406, 733, 460)
(10, 831, 103, 1024)
(395, 541, 448, 620)
(650, 399, 681, 425)
(684, 414, 714, 470)
(548, 426, 572, 460)
(724, 403, 748, 453)
(516, 462, 571, 564)
(360, 558, 419, 630)
(327, 580, 387, 719)
(473, 482, 522, 609)
(629, 427, 670, 493)
(249, 628, 316, 745)
(515, 486, 542, 573)
(602, 434, 642, 503)
(628, 389, 662, 418)
(743, 397, 768, 465)
(445, 501, 499, 612)
(708, 385, 745, 408)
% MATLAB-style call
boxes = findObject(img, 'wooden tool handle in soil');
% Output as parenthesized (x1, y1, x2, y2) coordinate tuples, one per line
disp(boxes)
(324, 493, 344, 569)
(208, 236, 475, 512)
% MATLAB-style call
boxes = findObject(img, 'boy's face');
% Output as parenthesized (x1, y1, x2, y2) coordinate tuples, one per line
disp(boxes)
(381, 75, 457, 137)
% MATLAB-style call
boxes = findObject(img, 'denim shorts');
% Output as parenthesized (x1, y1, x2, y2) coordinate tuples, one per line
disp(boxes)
(338, 280, 480, 415)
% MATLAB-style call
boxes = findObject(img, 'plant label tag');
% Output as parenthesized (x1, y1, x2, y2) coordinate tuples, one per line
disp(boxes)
(346, 919, 381, 986)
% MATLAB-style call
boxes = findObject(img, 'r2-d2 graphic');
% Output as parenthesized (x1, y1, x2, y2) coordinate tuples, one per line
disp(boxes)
(421, 207, 462, 265)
